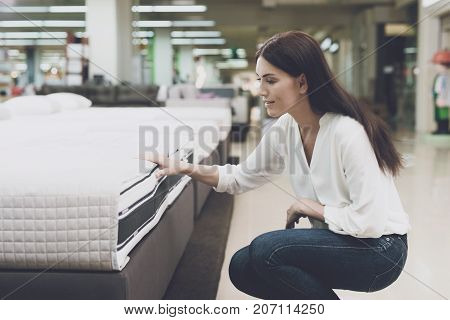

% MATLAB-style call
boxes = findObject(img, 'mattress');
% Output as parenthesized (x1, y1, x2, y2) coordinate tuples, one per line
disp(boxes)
(157, 106, 231, 141)
(29, 107, 230, 163)
(0, 109, 216, 271)
(194, 144, 222, 217)
(115, 154, 194, 269)
(165, 98, 231, 109)
(0, 181, 196, 299)
(66, 106, 232, 142)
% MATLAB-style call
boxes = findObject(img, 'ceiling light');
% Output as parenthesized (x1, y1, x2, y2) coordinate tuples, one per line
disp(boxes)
(0, 20, 85, 28)
(132, 5, 206, 12)
(171, 38, 225, 45)
(193, 48, 233, 56)
(216, 59, 248, 69)
(48, 6, 86, 13)
(172, 20, 215, 27)
(193, 48, 246, 58)
(320, 37, 332, 51)
(133, 21, 172, 28)
(193, 48, 222, 56)
(329, 42, 339, 54)
(171, 31, 221, 38)
(43, 21, 85, 27)
(134, 20, 215, 28)
(0, 32, 67, 39)
(132, 31, 155, 38)
(0, 39, 66, 46)
(0, 6, 86, 13)
(0, 6, 47, 13)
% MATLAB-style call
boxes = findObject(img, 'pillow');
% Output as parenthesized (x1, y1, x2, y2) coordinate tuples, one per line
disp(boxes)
(0, 105, 11, 120)
(3, 96, 60, 116)
(46, 92, 92, 110)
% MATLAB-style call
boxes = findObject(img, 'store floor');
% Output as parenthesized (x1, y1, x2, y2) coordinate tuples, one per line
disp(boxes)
(216, 127, 450, 300)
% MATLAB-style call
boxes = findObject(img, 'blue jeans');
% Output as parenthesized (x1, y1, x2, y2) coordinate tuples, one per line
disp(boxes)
(229, 229, 408, 300)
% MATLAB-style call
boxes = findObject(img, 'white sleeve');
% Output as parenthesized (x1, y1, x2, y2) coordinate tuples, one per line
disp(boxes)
(323, 126, 388, 238)
(214, 118, 287, 195)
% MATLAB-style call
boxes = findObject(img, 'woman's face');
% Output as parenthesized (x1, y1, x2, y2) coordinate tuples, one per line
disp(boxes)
(256, 56, 305, 118)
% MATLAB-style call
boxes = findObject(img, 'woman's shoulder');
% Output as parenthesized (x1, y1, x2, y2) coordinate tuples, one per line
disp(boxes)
(328, 113, 365, 139)
(277, 113, 293, 125)
(326, 113, 367, 150)
(268, 113, 294, 131)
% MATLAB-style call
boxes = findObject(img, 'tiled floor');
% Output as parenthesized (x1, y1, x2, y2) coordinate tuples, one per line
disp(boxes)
(216, 123, 450, 300)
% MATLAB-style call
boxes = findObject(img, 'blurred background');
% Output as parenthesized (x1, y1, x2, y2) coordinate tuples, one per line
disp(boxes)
(0, 0, 448, 133)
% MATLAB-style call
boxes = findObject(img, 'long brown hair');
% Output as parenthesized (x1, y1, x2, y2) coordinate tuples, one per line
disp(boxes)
(256, 31, 403, 176)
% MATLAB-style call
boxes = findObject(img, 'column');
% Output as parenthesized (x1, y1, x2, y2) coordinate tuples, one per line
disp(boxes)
(153, 28, 173, 86)
(178, 46, 194, 83)
(86, 0, 133, 84)
(116, 0, 133, 83)
(33, 48, 43, 87)
(415, 0, 448, 133)
(351, 8, 376, 100)
(25, 46, 36, 85)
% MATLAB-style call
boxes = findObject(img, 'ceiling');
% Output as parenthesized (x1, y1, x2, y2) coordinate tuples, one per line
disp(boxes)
(0, 0, 412, 57)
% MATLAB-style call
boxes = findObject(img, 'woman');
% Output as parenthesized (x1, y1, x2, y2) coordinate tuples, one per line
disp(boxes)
(147, 31, 410, 300)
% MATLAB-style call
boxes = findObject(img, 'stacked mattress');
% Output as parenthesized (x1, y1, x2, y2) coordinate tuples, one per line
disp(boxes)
(0, 106, 230, 271)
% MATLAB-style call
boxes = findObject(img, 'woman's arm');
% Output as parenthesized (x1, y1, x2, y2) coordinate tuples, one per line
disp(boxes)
(143, 115, 288, 195)
(143, 153, 220, 188)
(285, 198, 324, 229)
(322, 126, 388, 238)
(183, 163, 220, 187)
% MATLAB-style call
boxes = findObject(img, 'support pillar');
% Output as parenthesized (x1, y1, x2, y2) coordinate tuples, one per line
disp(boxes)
(153, 28, 173, 86)
(86, 0, 133, 84)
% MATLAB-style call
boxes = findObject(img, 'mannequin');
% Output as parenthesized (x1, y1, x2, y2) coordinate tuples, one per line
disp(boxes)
(432, 49, 450, 134)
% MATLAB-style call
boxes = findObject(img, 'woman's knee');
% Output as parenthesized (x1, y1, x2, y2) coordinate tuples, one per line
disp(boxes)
(248, 232, 278, 273)
(228, 246, 250, 287)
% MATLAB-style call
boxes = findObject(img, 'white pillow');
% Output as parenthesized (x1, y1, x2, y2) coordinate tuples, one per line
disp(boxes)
(46, 92, 92, 110)
(3, 96, 60, 116)
(0, 105, 11, 120)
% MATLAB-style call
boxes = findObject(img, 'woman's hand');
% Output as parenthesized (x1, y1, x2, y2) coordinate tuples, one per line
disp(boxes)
(286, 202, 308, 229)
(285, 199, 325, 229)
(139, 152, 220, 188)
(141, 153, 191, 179)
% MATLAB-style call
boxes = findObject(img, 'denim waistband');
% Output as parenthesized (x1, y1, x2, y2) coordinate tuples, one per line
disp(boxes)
(385, 233, 407, 239)
(390, 233, 408, 247)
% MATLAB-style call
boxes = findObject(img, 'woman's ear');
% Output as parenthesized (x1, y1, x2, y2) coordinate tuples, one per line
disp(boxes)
(298, 74, 308, 94)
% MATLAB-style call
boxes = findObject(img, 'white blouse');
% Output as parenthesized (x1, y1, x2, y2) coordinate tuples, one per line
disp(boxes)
(214, 112, 411, 238)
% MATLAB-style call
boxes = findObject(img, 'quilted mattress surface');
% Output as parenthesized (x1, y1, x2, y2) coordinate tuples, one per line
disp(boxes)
(0, 107, 225, 271)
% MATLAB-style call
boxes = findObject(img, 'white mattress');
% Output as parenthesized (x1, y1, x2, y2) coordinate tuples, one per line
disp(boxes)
(0, 107, 227, 271)
(158, 106, 231, 141)
(165, 98, 231, 109)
